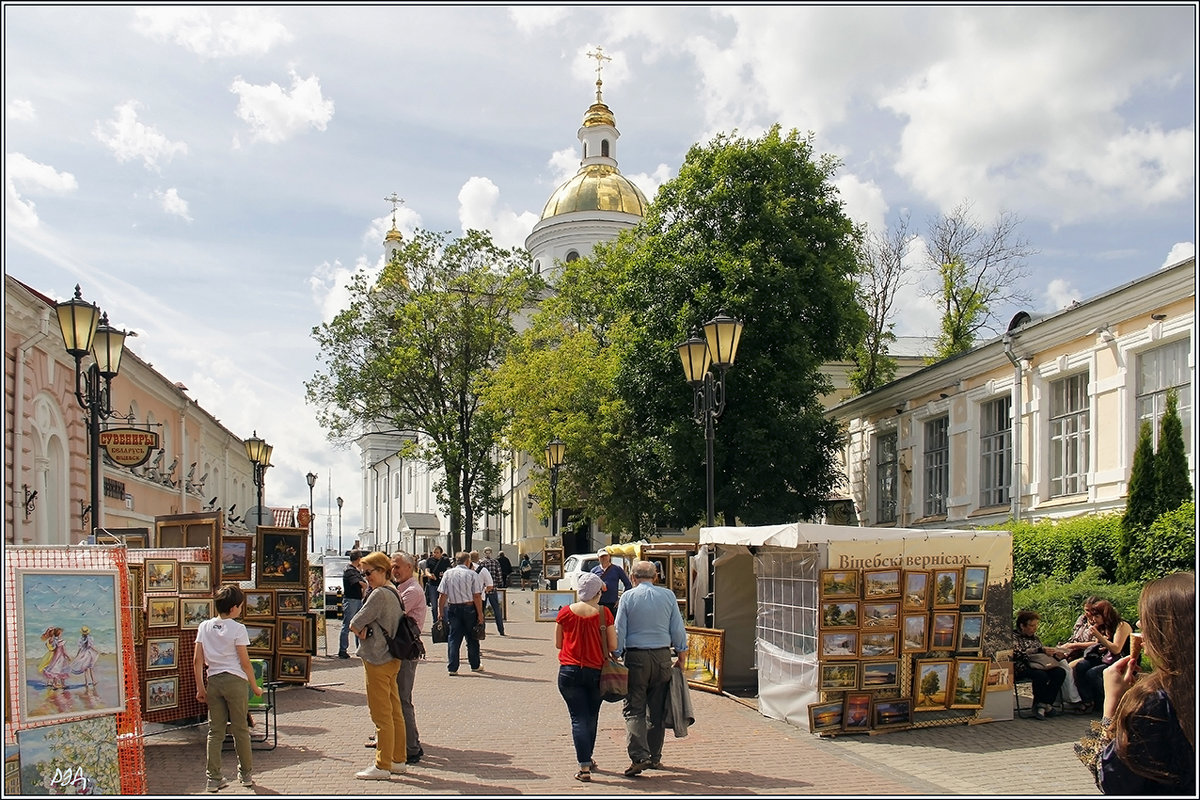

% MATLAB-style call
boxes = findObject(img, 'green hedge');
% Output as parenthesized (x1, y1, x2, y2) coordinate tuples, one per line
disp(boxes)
(1001, 514, 1122, 591)
(1012, 567, 1142, 647)
(1123, 501, 1196, 583)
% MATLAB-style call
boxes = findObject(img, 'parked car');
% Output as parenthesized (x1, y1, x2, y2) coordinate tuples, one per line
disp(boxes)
(317, 554, 350, 617)
(562, 553, 632, 592)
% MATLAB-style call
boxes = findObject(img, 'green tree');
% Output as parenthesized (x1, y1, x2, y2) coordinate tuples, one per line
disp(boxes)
(306, 228, 543, 552)
(1153, 389, 1192, 513)
(1119, 419, 1156, 580)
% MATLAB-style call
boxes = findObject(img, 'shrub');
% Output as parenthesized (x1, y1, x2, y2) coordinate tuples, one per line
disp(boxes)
(1012, 567, 1142, 646)
(1124, 501, 1196, 583)
(1001, 514, 1122, 591)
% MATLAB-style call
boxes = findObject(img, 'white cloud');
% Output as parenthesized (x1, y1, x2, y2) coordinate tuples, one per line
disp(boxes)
(133, 7, 291, 58)
(508, 7, 569, 34)
(230, 72, 335, 144)
(1163, 242, 1195, 268)
(6, 152, 79, 230)
(93, 101, 188, 171)
(548, 147, 579, 185)
(834, 173, 889, 235)
(1043, 278, 1082, 312)
(7, 98, 35, 122)
(457, 176, 540, 250)
(154, 187, 193, 222)
(626, 164, 673, 206)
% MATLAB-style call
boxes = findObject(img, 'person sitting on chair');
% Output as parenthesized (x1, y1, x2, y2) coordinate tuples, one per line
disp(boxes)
(1013, 609, 1068, 720)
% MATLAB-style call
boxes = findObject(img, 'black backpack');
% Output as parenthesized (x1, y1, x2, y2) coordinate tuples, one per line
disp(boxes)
(377, 588, 426, 660)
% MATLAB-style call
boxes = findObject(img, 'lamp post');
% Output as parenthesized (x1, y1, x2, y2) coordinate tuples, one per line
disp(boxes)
(677, 312, 744, 527)
(336, 496, 344, 555)
(305, 471, 317, 550)
(545, 438, 565, 589)
(55, 285, 129, 537)
(244, 431, 273, 530)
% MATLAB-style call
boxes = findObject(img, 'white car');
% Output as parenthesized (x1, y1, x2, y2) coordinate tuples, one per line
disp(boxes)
(562, 553, 632, 592)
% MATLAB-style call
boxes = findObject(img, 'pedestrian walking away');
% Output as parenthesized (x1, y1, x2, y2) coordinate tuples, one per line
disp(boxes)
(339, 551, 368, 659)
(477, 547, 506, 636)
(555, 572, 616, 783)
(614, 560, 688, 777)
(438, 552, 485, 674)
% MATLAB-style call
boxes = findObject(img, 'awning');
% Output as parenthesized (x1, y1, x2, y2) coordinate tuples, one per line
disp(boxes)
(398, 513, 442, 534)
(700, 522, 999, 548)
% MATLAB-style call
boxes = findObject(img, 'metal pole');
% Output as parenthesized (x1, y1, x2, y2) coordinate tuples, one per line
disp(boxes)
(88, 366, 102, 536)
(550, 466, 559, 590)
(308, 484, 315, 550)
(255, 466, 264, 529)
(704, 371, 716, 528)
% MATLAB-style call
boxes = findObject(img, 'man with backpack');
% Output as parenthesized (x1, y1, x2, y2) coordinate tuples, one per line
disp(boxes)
(389, 551, 426, 764)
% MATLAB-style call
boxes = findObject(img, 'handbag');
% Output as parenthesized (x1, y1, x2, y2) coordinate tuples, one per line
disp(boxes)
(1024, 652, 1060, 670)
(596, 614, 628, 703)
(471, 622, 486, 641)
(431, 618, 449, 644)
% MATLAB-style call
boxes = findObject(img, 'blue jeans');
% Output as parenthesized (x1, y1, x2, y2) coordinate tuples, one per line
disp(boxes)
(558, 665, 601, 766)
(339, 597, 362, 654)
(623, 648, 673, 763)
(445, 603, 480, 673)
(426, 583, 441, 623)
(485, 590, 505, 635)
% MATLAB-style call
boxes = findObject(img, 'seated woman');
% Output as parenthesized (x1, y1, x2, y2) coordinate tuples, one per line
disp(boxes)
(1053, 598, 1102, 707)
(1013, 609, 1068, 719)
(1077, 572, 1194, 795)
(1072, 599, 1132, 713)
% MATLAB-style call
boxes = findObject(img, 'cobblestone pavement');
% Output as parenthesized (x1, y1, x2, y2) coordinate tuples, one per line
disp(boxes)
(143, 589, 1100, 796)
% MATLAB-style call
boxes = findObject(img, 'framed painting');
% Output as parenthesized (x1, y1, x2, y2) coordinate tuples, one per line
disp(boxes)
(902, 570, 930, 611)
(128, 563, 145, 646)
(243, 590, 276, 620)
(245, 624, 275, 655)
(145, 636, 179, 671)
(931, 612, 959, 650)
(931, 568, 962, 608)
(669, 554, 689, 601)
(275, 589, 307, 615)
(961, 565, 989, 606)
(484, 589, 507, 621)
(542, 548, 564, 580)
(818, 569, 860, 600)
(180, 562, 212, 593)
(914, 658, 952, 711)
(956, 613, 985, 654)
(145, 675, 179, 711)
(307, 565, 325, 610)
(820, 600, 859, 629)
(181, 598, 213, 629)
(144, 558, 178, 593)
(861, 602, 900, 629)
(155, 512, 220, 550)
(255, 526, 308, 589)
(15, 568, 127, 723)
(276, 653, 311, 683)
(841, 691, 872, 733)
(862, 568, 901, 599)
(808, 700, 845, 734)
(860, 630, 898, 659)
(682, 626, 724, 694)
(818, 663, 859, 691)
(872, 697, 913, 731)
(147, 596, 179, 628)
(861, 659, 900, 690)
(112, 530, 149, 549)
(220, 535, 253, 582)
(950, 658, 989, 709)
(17, 715, 120, 794)
(276, 616, 308, 652)
(819, 630, 859, 660)
(902, 613, 928, 653)
(534, 590, 576, 621)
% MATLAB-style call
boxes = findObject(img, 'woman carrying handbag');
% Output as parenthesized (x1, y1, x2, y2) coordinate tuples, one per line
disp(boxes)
(554, 573, 617, 782)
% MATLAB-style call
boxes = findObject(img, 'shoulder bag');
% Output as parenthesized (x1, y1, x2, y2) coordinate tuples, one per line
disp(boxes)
(597, 611, 628, 703)
(431, 618, 449, 644)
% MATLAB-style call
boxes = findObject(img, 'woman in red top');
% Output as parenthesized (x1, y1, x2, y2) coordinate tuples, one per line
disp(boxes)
(555, 572, 617, 782)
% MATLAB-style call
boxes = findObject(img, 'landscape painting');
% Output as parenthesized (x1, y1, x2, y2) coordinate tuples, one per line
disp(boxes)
(861, 659, 900, 690)
(957, 613, 985, 653)
(961, 565, 989, 606)
(951, 658, 989, 709)
(861, 602, 900, 629)
(682, 627, 724, 694)
(931, 612, 959, 650)
(902, 614, 928, 652)
(819, 570, 860, 600)
(18, 715, 120, 794)
(819, 631, 859, 660)
(914, 659, 952, 711)
(902, 570, 929, 611)
(841, 691, 872, 733)
(931, 568, 961, 608)
(808, 700, 844, 734)
(220, 536, 253, 582)
(820, 601, 859, 629)
(862, 568, 900, 599)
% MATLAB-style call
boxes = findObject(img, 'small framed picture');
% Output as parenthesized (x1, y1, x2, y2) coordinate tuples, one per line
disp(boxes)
(861, 602, 900, 629)
(902, 613, 928, 653)
(819, 569, 860, 600)
(931, 568, 961, 608)
(147, 596, 179, 628)
(220, 535, 253, 582)
(820, 600, 859, 629)
(961, 565, 988, 606)
(902, 570, 930, 611)
(914, 658, 953, 711)
(862, 568, 901, 599)
(243, 590, 276, 620)
(956, 613, 985, 654)
(145, 636, 179, 671)
(145, 559, 178, 592)
(275, 590, 307, 614)
(276, 616, 308, 652)
(145, 675, 179, 711)
(276, 653, 311, 683)
(861, 659, 900, 690)
(860, 630, 898, 659)
(181, 598, 213, 629)
(808, 699, 845, 734)
(872, 697, 913, 731)
(245, 624, 275, 655)
(841, 691, 873, 733)
(819, 630, 859, 660)
(818, 663, 859, 691)
(931, 612, 959, 650)
(950, 658, 989, 709)
(534, 590, 577, 622)
(179, 562, 212, 593)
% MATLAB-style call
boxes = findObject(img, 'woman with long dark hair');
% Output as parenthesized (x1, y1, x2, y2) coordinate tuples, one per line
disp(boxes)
(1072, 598, 1132, 713)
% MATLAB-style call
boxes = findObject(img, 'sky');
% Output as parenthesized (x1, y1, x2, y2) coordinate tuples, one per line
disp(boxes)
(5, 5, 1196, 544)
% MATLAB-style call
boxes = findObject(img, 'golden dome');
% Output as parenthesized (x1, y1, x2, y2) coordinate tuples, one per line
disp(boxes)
(582, 101, 615, 128)
(540, 164, 648, 219)
(384, 226, 403, 243)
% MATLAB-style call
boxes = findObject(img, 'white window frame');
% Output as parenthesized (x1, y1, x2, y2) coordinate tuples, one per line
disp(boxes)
(1049, 372, 1090, 497)
(923, 416, 949, 517)
(875, 430, 898, 524)
(979, 395, 1012, 508)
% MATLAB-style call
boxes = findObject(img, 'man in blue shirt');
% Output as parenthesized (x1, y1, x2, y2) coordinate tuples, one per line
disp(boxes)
(591, 550, 632, 618)
(614, 560, 688, 777)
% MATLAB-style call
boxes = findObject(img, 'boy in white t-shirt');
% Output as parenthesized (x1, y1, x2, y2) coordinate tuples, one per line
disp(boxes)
(193, 584, 263, 792)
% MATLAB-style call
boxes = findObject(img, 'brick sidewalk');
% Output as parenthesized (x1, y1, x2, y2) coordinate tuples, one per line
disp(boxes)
(143, 590, 1100, 796)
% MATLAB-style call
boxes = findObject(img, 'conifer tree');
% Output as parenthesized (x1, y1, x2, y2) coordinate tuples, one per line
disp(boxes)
(1119, 419, 1156, 580)
(1153, 389, 1192, 513)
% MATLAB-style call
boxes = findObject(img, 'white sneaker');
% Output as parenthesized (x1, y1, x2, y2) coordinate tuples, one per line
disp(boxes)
(389, 762, 408, 774)
(355, 766, 392, 781)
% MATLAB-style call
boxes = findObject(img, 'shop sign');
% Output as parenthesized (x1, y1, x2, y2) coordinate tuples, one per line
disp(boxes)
(99, 428, 160, 467)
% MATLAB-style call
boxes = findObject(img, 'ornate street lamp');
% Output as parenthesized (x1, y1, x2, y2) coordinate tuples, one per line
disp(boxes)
(305, 471, 317, 550)
(55, 285, 129, 536)
(677, 312, 744, 527)
(336, 495, 344, 555)
(545, 438, 566, 589)
(244, 431, 273, 530)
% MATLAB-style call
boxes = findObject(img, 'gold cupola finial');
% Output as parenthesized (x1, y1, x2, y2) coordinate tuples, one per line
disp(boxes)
(587, 45, 612, 104)
(582, 46, 616, 128)
(384, 192, 404, 243)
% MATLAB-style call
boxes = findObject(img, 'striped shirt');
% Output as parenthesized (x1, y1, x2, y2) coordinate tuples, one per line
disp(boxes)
(438, 564, 483, 605)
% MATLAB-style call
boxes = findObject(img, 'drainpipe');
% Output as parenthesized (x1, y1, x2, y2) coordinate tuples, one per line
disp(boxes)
(1002, 333, 1023, 523)
(14, 308, 53, 540)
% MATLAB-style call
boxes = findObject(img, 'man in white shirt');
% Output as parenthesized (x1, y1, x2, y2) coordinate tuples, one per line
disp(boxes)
(437, 552, 485, 674)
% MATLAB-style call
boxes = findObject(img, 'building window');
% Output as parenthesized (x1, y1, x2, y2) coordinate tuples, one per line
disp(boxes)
(979, 396, 1012, 508)
(601, 139, 610, 157)
(923, 417, 949, 517)
(1137, 339, 1191, 454)
(565, 250, 580, 262)
(394, 473, 400, 499)
(1050, 372, 1090, 497)
(875, 431, 898, 524)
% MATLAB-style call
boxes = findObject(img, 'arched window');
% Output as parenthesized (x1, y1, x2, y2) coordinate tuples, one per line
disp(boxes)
(601, 139, 610, 157)
(533, 260, 541, 275)
(583, 143, 588, 158)
(565, 251, 580, 262)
